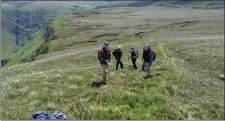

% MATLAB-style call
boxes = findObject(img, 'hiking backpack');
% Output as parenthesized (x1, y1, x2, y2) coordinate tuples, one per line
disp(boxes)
(152, 50, 156, 61)
(98, 48, 104, 61)
(98, 47, 110, 61)
(113, 48, 121, 56)
(133, 49, 138, 57)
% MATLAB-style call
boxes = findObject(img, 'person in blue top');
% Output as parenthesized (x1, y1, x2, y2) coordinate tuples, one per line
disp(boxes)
(142, 44, 154, 79)
(130, 47, 138, 70)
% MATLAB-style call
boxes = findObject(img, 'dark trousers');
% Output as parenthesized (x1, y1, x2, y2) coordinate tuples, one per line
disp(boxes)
(131, 58, 137, 69)
(116, 60, 123, 70)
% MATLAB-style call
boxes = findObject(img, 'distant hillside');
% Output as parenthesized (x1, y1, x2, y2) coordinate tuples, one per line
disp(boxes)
(2, 0, 224, 66)
(1, 29, 14, 59)
(1, 1, 86, 59)
(95, 0, 224, 9)
(1, 1, 125, 59)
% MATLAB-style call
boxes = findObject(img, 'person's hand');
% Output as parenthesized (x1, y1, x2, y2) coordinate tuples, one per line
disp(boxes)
(106, 60, 110, 65)
(102, 60, 107, 63)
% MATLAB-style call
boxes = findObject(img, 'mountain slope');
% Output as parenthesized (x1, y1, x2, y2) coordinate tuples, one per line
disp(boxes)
(2, 0, 223, 60)
(1, 29, 14, 59)
(1, 1, 86, 59)
(1, 4, 224, 120)
(95, 0, 224, 9)
(1, 34, 224, 120)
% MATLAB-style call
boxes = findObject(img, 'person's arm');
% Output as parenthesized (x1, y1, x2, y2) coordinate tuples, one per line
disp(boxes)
(109, 50, 111, 62)
(112, 50, 116, 57)
(98, 50, 105, 62)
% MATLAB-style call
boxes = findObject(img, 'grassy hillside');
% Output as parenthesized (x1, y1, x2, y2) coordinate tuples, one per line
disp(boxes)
(95, 0, 224, 9)
(1, 5, 224, 120)
(1, 29, 14, 59)
(2, 0, 223, 59)
(1, 1, 87, 59)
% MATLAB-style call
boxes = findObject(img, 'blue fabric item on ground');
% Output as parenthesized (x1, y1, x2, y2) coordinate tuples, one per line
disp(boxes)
(53, 111, 67, 120)
(32, 111, 66, 120)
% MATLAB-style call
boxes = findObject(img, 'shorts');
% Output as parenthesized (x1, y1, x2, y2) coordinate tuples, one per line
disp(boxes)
(100, 63, 108, 72)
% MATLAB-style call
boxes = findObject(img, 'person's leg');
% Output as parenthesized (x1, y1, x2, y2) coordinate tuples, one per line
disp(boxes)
(133, 58, 137, 69)
(105, 64, 108, 82)
(145, 62, 151, 76)
(120, 60, 123, 69)
(131, 58, 135, 68)
(116, 60, 119, 70)
(150, 64, 152, 76)
(101, 64, 107, 84)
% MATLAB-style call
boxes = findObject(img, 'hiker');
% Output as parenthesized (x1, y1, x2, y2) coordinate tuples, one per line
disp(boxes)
(98, 41, 111, 85)
(142, 46, 147, 71)
(130, 47, 138, 70)
(143, 44, 154, 79)
(112, 45, 123, 70)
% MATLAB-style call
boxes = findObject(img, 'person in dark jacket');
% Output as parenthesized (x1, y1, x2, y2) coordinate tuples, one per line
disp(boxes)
(112, 45, 123, 70)
(130, 47, 138, 70)
(143, 44, 153, 79)
(98, 41, 111, 85)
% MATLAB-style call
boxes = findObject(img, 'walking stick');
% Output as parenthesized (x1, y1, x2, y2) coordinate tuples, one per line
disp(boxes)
(113, 58, 116, 71)
(108, 66, 110, 81)
(107, 62, 110, 81)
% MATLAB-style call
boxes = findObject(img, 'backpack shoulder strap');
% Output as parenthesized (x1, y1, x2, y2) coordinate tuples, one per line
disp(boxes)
(98, 48, 104, 61)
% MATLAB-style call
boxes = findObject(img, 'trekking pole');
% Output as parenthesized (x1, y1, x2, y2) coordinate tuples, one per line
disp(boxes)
(113, 58, 115, 71)
(128, 57, 129, 66)
(106, 61, 110, 81)
(108, 65, 110, 81)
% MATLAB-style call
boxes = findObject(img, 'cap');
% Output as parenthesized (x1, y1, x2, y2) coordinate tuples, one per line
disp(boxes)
(104, 41, 109, 45)
(118, 45, 121, 49)
(146, 44, 150, 47)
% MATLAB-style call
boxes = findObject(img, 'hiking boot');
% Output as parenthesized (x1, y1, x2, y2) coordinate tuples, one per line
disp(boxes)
(91, 82, 102, 87)
(144, 75, 151, 79)
(101, 81, 107, 85)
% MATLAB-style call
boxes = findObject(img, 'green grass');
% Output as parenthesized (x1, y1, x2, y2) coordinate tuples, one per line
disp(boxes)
(2, 38, 223, 119)
(1, 29, 14, 59)
(0, 41, 181, 119)
(1, 6, 224, 120)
